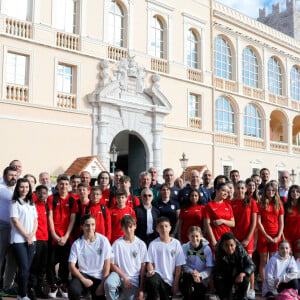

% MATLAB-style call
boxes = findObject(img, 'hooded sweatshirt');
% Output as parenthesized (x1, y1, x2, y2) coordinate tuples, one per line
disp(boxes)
(182, 237, 214, 286)
(262, 252, 298, 296)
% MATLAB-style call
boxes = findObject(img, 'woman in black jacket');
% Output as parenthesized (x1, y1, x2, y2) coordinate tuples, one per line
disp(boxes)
(213, 232, 256, 300)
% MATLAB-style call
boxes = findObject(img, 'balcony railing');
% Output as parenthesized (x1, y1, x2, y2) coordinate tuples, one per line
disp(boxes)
(5, 18, 32, 39)
(270, 141, 288, 152)
(189, 117, 202, 129)
(56, 32, 79, 50)
(269, 93, 288, 106)
(293, 146, 300, 154)
(187, 68, 202, 82)
(151, 58, 168, 73)
(214, 77, 236, 92)
(244, 138, 265, 149)
(56, 93, 76, 109)
(242, 85, 264, 100)
(215, 133, 238, 145)
(291, 100, 300, 110)
(6, 84, 29, 102)
(107, 45, 127, 61)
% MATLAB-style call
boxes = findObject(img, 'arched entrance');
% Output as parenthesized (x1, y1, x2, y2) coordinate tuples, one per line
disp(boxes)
(110, 131, 146, 189)
(88, 57, 172, 180)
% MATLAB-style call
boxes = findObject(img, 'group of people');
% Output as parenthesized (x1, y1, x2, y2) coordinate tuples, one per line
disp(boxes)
(0, 159, 300, 300)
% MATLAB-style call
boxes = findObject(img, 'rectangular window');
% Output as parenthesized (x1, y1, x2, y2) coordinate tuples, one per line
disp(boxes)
(2, 0, 30, 21)
(6, 52, 28, 86)
(223, 165, 232, 178)
(188, 94, 201, 118)
(57, 64, 74, 94)
(53, 0, 77, 33)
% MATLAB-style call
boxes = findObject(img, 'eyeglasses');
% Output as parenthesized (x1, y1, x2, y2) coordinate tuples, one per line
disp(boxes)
(143, 194, 153, 198)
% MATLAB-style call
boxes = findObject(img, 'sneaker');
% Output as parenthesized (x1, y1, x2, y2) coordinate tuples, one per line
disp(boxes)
(48, 285, 58, 298)
(247, 289, 255, 300)
(1, 287, 18, 297)
(16, 296, 31, 300)
(59, 284, 68, 298)
(209, 293, 218, 300)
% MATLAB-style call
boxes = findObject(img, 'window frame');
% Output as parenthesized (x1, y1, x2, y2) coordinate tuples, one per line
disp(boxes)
(188, 93, 201, 119)
(150, 15, 166, 59)
(243, 103, 262, 138)
(186, 29, 199, 69)
(268, 56, 283, 96)
(214, 35, 232, 80)
(215, 97, 235, 134)
(242, 47, 259, 88)
(291, 65, 300, 101)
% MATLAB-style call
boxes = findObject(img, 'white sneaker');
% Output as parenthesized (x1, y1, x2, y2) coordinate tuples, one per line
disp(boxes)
(59, 284, 68, 298)
(48, 285, 58, 298)
(16, 296, 31, 300)
(247, 289, 255, 300)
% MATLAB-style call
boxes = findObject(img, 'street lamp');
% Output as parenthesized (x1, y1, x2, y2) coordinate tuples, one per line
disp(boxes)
(109, 144, 118, 181)
(290, 169, 296, 184)
(179, 152, 188, 183)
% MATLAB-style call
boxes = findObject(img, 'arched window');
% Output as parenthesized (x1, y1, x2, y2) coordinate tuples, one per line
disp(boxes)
(215, 97, 235, 133)
(214, 36, 232, 79)
(242, 47, 259, 88)
(150, 16, 165, 59)
(244, 104, 262, 138)
(108, 1, 125, 47)
(186, 29, 199, 69)
(268, 57, 283, 95)
(291, 66, 300, 101)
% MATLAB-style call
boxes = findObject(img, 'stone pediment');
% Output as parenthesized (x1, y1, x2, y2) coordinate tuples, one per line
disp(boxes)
(88, 58, 172, 113)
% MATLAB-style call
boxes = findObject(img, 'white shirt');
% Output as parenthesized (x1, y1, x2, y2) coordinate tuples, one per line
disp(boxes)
(10, 199, 38, 243)
(148, 237, 185, 286)
(69, 233, 113, 279)
(0, 183, 14, 223)
(112, 236, 149, 288)
(144, 205, 153, 235)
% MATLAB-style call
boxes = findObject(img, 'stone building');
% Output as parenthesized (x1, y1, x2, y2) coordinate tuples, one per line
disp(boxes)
(0, 0, 300, 186)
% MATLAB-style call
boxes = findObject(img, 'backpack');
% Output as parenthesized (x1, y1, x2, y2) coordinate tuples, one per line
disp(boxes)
(46, 192, 74, 213)
(75, 201, 106, 227)
(277, 289, 300, 300)
(85, 201, 106, 219)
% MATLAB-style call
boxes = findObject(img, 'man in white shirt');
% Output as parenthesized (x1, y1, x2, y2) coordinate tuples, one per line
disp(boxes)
(68, 214, 112, 300)
(0, 166, 17, 295)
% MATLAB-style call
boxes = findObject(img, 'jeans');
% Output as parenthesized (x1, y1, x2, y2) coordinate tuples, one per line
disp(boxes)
(0, 222, 11, 285)
(69, 274, 105, 300)
(104, 272, 139, 300)
(181, 272, 207, 300)
(13, 242, 36, 297)
(29, 240, 48, 288)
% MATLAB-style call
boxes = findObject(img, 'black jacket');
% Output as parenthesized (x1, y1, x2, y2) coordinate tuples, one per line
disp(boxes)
(134, 204, 160, 246)
(214, 239, 255, 280)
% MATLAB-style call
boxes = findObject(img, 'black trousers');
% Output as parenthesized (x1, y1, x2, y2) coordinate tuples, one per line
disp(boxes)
(181, 272, 207, 300)
(29, 240, 48, 288)
(68, 274, 105, 300)
(47, 241, 70, 285)
(265, 279, 299, 298)
(145, 272, 172, 300)
(214, 273, 249, 300)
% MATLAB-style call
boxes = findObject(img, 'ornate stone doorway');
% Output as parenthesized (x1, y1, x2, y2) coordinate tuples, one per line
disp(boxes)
(88, 57, 172, 178)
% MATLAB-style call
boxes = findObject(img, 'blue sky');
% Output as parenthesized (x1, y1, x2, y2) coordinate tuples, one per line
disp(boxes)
(221, 0, 297, 18)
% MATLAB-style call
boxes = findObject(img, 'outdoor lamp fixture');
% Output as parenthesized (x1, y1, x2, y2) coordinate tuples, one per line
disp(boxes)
(109, 144, 118, 175)
(290, 169, 296, 184)
(179, 152, 188, 183)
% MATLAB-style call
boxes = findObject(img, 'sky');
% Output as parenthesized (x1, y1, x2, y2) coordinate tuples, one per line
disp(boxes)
(221, 0, 298, 18)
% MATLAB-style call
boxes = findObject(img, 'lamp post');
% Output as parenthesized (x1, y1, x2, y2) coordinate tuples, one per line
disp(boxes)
(290, 169, 296, 184)
(109, 144, 118, 185)
(179, 152, 188, 183)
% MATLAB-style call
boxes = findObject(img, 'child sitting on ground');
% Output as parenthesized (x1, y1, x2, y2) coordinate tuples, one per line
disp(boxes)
(263, 240, 299, 299)
(181, 226, 214, 300)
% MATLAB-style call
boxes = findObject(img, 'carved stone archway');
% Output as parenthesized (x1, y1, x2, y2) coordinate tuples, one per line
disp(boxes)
(88, 58, 172, 174)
